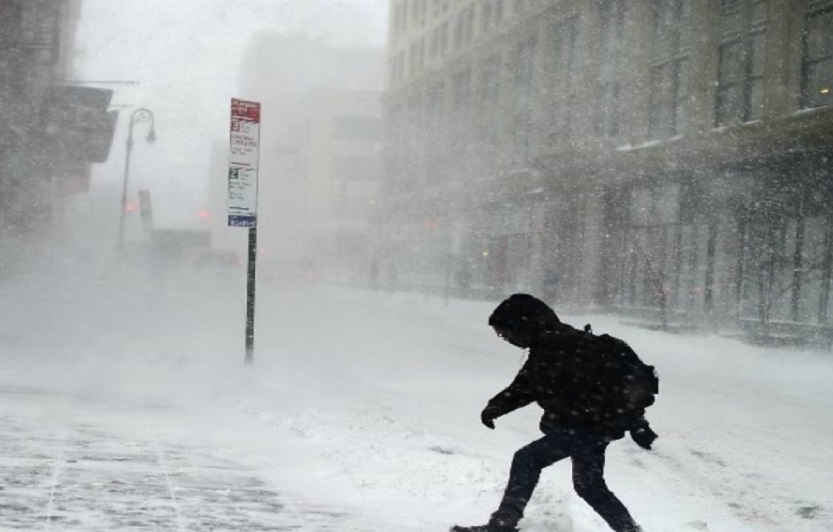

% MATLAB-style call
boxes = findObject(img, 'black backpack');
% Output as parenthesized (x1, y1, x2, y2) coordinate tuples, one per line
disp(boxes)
(582, 324, 659, 421)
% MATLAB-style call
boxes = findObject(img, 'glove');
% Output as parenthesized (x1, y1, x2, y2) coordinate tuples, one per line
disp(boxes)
(480, 405, 501, 430)
(630, 425, 658, 450)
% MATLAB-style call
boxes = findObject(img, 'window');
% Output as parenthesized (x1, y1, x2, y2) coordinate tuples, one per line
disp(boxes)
(715, 0, 768, 125)
(479, 56, 502, 162)
(513, 40, 536, 159)
(0, 0, 23, 44)
(390, 55, 404, 85)
(464, 4, 475, 44)
(426, 83, 445, 180)
(482, 0, 494, 33)
(599, 82, 621, 136)
(392, 51, 406, 83)
(481, 56, 501, 103)
(334, 116, 382, 143)
(650, 59, 688, 138)
(453, 12, 465, 49)
(450, 6, 475, 49)
(406, 93, 424, 177)
(391, 1, 406, 40)
(652, 0, 691, 56)
(440, 21, 449, 55)
(452, 68, 473, 167)
(598, 0, 627, 137)
(649, 0, 691, 138)
(548, 17, 578, 139)
(452, 69, 472, 111)
(801, 2, 833, 108)
(515, 39, 536, 109)
(495, 0, 505, 23)
(551, 19, 577, 81)
(409, 42, 419, 76)
(387, 104, 406, 175)
(601, 0, 627, 69)
(407, 38, 425, 75)
(619, 185, 683, 311)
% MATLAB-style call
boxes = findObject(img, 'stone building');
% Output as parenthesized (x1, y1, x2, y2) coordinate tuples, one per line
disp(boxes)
(381, 0, 833, 335)
(0, 0, 116, 255)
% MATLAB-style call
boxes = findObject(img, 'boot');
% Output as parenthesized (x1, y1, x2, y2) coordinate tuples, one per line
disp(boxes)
(450, 519, 519, 532)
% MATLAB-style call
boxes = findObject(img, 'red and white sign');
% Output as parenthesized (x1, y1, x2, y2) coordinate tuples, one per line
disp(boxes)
(228, 98, 261, 227)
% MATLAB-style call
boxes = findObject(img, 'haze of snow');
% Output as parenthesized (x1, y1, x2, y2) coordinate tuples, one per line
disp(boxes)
(1, 243, 831, 531)
(73, 0, 388, 227)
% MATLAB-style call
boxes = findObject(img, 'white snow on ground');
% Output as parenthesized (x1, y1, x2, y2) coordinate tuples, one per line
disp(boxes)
(1, 249, 832, 531)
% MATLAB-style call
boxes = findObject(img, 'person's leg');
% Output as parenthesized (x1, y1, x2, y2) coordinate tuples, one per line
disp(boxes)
(490, 430, 574, 527)
(571, 441, 641, 532)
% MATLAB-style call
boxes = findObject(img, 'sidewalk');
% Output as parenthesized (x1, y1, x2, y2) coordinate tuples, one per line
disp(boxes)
(0, 385, 371, 531)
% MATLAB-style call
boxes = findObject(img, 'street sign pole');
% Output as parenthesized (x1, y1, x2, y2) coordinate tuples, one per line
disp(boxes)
(228, 98, 261, 366)
(245, 226, 257, 365)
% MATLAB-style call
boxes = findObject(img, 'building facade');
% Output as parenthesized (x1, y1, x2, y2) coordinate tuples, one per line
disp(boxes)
(381, 0, 833, 336)
(208, 37, 386, 278)
(278, 89, 383, 279)
(2, 0, 77, 235)
(0, 0, 116, 264)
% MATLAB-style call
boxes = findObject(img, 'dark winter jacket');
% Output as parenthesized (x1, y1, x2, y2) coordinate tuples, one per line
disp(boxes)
(486, 296, 630, 438)
(487, 325, 634, 438)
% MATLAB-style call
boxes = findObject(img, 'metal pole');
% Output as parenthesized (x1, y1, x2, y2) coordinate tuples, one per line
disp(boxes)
(245, 226, 257, 365)
(118, 121, 134, 248)
(117, 108, 155, 249)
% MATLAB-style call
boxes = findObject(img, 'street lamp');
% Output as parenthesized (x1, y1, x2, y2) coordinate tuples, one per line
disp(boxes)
(118, 107, 156, 248)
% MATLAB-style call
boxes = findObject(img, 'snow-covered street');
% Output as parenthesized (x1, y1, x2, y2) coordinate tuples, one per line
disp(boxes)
(0, 385, 373, 531)
(1, 260, 832, 531)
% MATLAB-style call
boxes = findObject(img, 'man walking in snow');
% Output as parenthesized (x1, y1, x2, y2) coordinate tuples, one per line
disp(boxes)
(452, 294, 654, 532)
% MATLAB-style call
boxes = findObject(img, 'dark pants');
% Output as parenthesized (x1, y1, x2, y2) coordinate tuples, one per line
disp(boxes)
(491, 428, 639, 532)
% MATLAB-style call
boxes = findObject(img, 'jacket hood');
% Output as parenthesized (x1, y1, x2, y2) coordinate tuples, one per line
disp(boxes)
(488, 294, 561, 337)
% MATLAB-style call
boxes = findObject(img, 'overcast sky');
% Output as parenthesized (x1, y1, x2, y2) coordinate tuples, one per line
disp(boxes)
(74, 0, 388, 226)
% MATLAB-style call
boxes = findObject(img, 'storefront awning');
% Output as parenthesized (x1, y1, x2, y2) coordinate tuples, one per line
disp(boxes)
(47, 86, 119, 164)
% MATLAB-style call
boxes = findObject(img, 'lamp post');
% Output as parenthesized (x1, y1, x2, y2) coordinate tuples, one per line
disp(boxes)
(118, 107, 156, 248)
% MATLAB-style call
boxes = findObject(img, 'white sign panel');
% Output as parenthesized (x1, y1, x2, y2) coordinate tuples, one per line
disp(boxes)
(230, 120, 260, 168)
(228, 98, 261, 227)
(228, 167, 258, 212)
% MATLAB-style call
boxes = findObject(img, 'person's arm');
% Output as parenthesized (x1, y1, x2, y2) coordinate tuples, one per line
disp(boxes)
(629, 415, 658, 450)
(480, 365, 535, 428)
